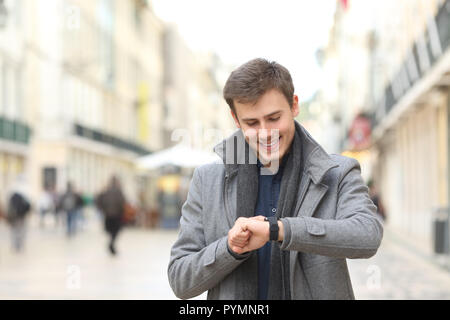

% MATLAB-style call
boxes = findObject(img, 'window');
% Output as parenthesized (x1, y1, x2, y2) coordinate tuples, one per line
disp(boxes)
(5, 64, 15, 119)
(4, 0, 22, 29)
(133, 0, 143, 32)
(0, 58, 3, 117)
(98, 0, 115, 88)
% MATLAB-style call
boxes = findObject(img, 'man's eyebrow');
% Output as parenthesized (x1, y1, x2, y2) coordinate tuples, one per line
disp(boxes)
(241, 111, 282, 122)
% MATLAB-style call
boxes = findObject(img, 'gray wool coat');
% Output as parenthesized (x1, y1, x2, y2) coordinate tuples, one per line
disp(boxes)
(168, 122, 383, 300)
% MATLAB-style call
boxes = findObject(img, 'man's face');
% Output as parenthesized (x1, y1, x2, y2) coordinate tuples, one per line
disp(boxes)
(231, 89, 299, 166)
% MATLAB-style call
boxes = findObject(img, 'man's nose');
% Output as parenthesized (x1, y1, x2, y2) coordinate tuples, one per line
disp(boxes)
(258, 128, 271, 142)
(258, 128, 279, 142)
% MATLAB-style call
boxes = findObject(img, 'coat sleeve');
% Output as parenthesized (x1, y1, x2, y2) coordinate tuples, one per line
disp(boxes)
(167, 166, 251, 300)
(280, 157, 384, 259)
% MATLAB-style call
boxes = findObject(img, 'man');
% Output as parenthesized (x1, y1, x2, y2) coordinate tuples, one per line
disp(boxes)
(368, 180, 387, 222)
(6, 175, 32, 252)
(59, 182, 84, 238)
(95, 176, 126, 256)
(168, 58, 383, 300)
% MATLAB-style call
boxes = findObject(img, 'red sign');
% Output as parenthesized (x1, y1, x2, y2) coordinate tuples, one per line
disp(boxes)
(340, 0, 349, 10)
(348, 114, 371, 151)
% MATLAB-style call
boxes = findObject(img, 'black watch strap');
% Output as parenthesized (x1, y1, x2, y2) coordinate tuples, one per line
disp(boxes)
(265, 216, 279, 241)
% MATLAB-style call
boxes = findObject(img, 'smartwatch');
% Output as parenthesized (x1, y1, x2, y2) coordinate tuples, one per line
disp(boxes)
(264, 216, 279, 241)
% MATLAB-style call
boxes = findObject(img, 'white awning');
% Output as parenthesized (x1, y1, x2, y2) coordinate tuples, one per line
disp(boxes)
(135, 144, 220, 170)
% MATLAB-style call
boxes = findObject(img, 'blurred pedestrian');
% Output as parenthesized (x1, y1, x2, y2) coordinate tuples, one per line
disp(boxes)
(38, 189, 54, 228)
(6, 175, 31, 252)
(95, 176, 126, 256)
(368, 179, 387, 222)
(0, 199, 5, 222)
(59, 182, 84, 237)
(50, 189, 62, 228)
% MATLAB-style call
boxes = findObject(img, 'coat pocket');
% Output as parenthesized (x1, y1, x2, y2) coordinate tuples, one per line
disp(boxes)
(300, 252, 340, 270)
(303, 259, 354, 299)
(203, 239, 220, 267)
(305, 217, 326, 236)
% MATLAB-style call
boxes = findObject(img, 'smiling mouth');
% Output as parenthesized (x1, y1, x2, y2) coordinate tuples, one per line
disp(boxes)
(259, 137, 281, 151)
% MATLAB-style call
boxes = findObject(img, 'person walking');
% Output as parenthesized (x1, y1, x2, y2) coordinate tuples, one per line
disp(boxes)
(95, 176, 126, 256)
(168, 58, 383, 300)
(38, 189, 54, 228)
(6, 175, 32, 253)
(59, 182, 84, 238)
(368, 180, 387, 222)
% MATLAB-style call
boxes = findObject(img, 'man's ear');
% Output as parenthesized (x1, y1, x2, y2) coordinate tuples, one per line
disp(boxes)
(291, 95, 300, 118)
(231, 110, 241, 129)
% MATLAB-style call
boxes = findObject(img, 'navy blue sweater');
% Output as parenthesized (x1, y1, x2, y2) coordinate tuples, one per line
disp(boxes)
(255, 159, 285, 300)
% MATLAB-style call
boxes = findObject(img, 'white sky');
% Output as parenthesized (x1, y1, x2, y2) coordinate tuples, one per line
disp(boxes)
(151, 0, 337, 101)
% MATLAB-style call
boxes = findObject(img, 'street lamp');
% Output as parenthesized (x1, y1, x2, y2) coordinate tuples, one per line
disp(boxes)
(0, 0, 8, 29)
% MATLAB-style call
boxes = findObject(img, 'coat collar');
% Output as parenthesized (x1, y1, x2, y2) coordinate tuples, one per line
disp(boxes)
(213, 120, 339, 184)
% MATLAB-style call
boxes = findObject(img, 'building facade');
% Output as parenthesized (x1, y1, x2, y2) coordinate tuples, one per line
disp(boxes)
(0, 0, 235, 224)
(371, 0, 449, 255)
(320, 0, 450, 258)
(0, 0, 30, 205)
(20, 0, 166, 206)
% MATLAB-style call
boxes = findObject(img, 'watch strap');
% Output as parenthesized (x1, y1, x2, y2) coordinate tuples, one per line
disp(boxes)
(265, 216, 279, 241)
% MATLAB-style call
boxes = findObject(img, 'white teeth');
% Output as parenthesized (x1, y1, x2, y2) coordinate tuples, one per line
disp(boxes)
(260, 138, 280, 147)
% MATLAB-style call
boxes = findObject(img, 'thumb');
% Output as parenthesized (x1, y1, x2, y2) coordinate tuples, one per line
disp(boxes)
(242, 229, 252, 238)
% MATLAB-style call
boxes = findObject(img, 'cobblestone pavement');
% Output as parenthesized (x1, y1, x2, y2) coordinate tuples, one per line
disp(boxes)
(347, 228, 450, 300)
(0, 211, 186, 300)
(0, 211, 449, 300)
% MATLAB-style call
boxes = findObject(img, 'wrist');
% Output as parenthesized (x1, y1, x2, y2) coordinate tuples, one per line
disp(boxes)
(265, 223, 271, 242)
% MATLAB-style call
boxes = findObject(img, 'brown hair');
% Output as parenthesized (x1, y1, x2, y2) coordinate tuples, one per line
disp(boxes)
(223, 58, 295, 114)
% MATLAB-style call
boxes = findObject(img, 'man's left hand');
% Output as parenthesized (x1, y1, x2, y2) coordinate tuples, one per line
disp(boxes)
(237, 216, 270, 253)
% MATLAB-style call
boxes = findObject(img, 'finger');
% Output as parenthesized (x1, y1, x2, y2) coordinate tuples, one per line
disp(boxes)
(231, 238, 248, 246)
(241, 230, 251, 238)
(230, 239, 248, 245)
(235, 230, 251, 240)
(230, 241, 246, 248)
(231, 246, 244, 255)
(230, 237, 249, 246)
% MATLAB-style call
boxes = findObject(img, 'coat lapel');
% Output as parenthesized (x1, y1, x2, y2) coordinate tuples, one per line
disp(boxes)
(293, 123, 339, 218)
(236, 164, 259, 219)
(296, 182, 329, 218)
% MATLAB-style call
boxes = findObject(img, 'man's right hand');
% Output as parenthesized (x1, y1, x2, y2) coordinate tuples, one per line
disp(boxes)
(228, 217, 252, 255)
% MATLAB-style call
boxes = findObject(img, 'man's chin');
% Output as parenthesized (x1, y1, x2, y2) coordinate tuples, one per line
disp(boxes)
(258, 152, 282, 167)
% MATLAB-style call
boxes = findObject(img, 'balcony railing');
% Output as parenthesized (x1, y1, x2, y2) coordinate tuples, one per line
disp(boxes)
(374, 0, 450, 127)
(73, 123, 151, 156)
(0, 116, 31, 145)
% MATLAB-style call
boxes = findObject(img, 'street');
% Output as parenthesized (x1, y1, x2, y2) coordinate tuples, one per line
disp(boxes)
(0, 210, 449, 300)
(0, 210, 185, 300)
